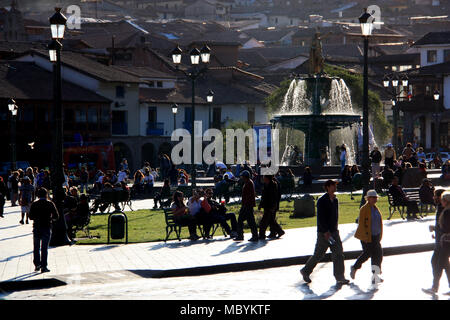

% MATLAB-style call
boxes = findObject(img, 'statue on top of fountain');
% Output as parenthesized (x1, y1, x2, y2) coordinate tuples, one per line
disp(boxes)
(309, 28, 331, 75)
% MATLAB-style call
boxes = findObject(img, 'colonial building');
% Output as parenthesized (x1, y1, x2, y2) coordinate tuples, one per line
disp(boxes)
(397, 32, 450, 150)
(0, 60, 111, 168)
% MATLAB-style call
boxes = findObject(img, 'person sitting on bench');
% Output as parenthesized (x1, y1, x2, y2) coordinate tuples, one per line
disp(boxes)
(419, 178, 435, 206)
(66, 194, 90, 240)
(201, 188, 237, 239)
(171, 191, 199, 241)
(389, 176, 420, 220)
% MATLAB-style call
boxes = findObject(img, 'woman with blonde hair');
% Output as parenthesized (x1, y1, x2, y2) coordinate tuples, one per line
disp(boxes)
(350, 190, 384, 284)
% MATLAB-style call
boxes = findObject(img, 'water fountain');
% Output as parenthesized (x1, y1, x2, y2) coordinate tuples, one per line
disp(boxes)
(271, 31, 362, 167)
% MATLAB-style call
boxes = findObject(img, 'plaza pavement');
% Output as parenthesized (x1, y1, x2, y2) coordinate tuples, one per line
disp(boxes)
(0, 196, 440, 289)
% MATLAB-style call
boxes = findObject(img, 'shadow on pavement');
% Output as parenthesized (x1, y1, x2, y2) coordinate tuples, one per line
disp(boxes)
(6, 272, 39, 282)
(0, 251, 33, 263)
(89, 245, 120, 252)
(0, 225, 20, 231)
(0, 233, 31, 242)
(297, 282, 344, 300)
(148, 237, 232, 251)
(345, 283, 378, 300)
(0, 278, 66, 294)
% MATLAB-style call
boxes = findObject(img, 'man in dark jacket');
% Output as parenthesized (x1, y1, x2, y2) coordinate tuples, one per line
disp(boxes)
(28, 188, 59, 273)
(234, 170, 258, 242)
(300, 180, 349, 285)
(258, 175, 284, 240)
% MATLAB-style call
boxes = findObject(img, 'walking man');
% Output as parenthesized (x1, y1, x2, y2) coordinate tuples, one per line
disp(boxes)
(258, 175, 285, 240)
(300, 180, 350, 285)
(234, 170, 259, 242)
(28, 188, 59, 273)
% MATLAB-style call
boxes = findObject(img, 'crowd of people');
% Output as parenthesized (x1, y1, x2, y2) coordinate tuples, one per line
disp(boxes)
(170, 170, 285, 242)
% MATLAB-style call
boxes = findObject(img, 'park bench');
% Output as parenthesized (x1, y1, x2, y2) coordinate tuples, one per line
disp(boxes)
(89, 191, 121, 214)
(387, 188, 432, 220)
(163, 207, 183, 241)
(163, 207, 228, 242)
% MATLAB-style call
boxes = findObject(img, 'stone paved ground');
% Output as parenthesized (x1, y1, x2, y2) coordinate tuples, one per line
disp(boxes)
(4, 252, 449, 300)
(0, 197, 439, 284)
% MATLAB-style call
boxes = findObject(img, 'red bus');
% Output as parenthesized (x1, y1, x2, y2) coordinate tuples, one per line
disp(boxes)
(64, 142, 115, 178)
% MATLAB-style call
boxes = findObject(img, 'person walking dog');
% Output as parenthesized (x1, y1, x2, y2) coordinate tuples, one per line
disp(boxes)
(350, 190, 384, 284)
(300, 180, 350, 285)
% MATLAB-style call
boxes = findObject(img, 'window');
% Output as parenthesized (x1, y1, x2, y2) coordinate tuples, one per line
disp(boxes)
(88, 107, 98, 130)
(116, 86, 125, 98)
(148, 107, 157, 123)
(247, 107, 255, 125)
(148, 81, 155, 87)
(444, 49, 450, 63)
(100, 107, 110, 131)
(112, 110, 128, 135)
(64, 109, 75, 130)
(75, 107, 87, 130)
(157, 81, 163, 88)
(21, 106, 34, 122)
(427, 50, 437, 63)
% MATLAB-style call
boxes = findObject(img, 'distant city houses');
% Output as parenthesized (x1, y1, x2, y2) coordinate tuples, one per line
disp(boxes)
(0, 0, 449, 172)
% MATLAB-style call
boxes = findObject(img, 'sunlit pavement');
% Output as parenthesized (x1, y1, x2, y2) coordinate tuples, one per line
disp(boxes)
(2, 251, 448, 300)
(0, 195, 447, 301)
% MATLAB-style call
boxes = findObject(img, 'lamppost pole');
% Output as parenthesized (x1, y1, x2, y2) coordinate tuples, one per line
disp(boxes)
(7, 99, 18, 171)
(359, 8, 374, 207)
(383, 73, 408, 157)
(171, 44, 211, 189)
(207, 90, 214, 129)
(433, 90, 440, 154)
(12, 110, 16, 171)
(191, 76, 196, 188)
(392, 98, 398, 155)
(48, 7, 70, 246)
(172, 103, 178, 132)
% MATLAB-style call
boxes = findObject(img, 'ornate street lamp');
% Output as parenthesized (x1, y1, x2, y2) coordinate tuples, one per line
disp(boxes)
(359, 8, 374, 207)
(7, 98, 18, 171)
(49, 7, 67, 40)
(48, 7, 70, 247)
(171, 44, 212, 188)
(433, 90, 440, 154)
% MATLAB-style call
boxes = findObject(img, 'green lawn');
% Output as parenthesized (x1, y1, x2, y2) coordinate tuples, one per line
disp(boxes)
(76, 194, 418, 245)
